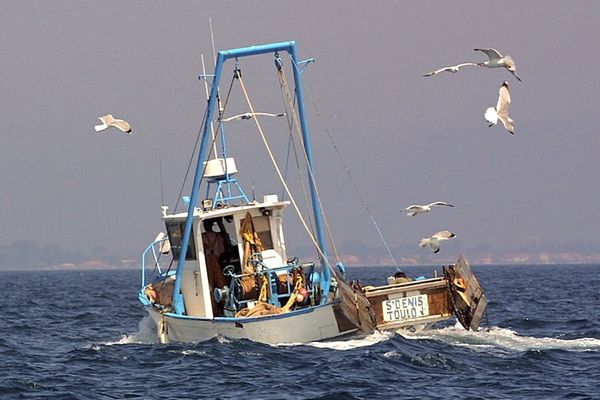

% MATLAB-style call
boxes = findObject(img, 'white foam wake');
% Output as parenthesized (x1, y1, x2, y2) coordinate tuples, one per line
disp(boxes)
(106, 315, 157, 345)
(304, 330, 395, 351)
(402, 322, 600, 353)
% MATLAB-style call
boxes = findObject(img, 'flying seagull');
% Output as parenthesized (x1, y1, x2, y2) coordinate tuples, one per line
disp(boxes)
(419, 230, 457, 254)
(423, 62, 480, 77)
(474, 48, 522, 82)
(221, 112, 285, 122)
(94, 114, 132, 134)
(402, 201, 454, 216)
(485, 81, 515, 134)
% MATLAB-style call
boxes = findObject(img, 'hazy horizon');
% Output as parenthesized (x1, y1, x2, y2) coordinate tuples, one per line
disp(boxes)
(2, 2, 600, 269)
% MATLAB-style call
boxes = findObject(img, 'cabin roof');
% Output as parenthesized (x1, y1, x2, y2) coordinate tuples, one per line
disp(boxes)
(163, 198, 290, 221)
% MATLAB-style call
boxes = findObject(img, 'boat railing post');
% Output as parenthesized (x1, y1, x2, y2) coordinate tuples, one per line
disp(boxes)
(140, 249, 145, 289)
(140, 237, 168, 288)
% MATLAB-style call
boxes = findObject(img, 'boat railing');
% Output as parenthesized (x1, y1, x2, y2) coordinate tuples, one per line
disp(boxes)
(140, 237, 170, 288)
(223, 254, 316, 313)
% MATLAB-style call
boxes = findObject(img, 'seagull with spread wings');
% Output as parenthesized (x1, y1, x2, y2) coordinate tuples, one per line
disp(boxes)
(474, 48, 522, 82)
(221, 112, 285, 122)
(485, 81, 515, 134)
(94, 114, 132, 134)
(423, 62, 480, 77)
(402, 201, 454, 216)
(419, 230, 457, 254)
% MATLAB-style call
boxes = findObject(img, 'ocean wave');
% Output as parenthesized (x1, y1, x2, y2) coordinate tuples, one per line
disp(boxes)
(401, 321, 600, 353)
(301, 330, 394, 350)
(106, 315, 157, 345)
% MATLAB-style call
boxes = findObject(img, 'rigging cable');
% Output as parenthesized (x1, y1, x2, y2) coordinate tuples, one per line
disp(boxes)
(174, 105, 207, 213)
(279, 57, 343, 264)
(171, 68, 238, 283)
(154, 155, 166, 265)
(174, 67, 238, 213)
(279, 74, 295, 202)
(237, 73, 331, 267)
(300, 69, 400, 269)
(276, 61, 316, 238)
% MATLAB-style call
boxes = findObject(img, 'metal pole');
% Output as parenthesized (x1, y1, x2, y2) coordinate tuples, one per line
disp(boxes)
(172, 41, 331, 313)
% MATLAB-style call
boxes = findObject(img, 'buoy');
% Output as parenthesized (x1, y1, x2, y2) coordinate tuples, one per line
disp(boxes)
(297, 288, 309, 304)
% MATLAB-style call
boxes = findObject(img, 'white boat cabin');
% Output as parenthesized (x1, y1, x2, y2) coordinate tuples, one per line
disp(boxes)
(162, 195, 291, 319)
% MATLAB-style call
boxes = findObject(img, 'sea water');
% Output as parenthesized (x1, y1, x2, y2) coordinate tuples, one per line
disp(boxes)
(1, 264, 599, 399)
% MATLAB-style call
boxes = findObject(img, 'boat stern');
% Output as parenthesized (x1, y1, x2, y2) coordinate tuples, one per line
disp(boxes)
(444, 255, 488, 331)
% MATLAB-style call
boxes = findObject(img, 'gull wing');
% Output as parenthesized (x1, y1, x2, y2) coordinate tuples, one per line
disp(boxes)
(99, 114, 115, 124)
(429, 238, 441, 253)
(222, 112, 252, 121)
(428, 201, 454, 207)
(432, 230, 456, 240)
(111, 119, 132, 133)
(403, 204, 425, 216)
(96, 114, 131, 133)
(509, 69, 522, 82)
(496, 82, 511, 115)
(94, 115, 112, 132)
(496, 83, 514, 133)
(499, 117, 515, 134)
(474, 48, 503, 61)
(423, 66, 451, 76)
(222, 112, 285, 122)
(254, 112, 285, 118)
(423, 63, 479, 77)
(455, 62, 480, 68)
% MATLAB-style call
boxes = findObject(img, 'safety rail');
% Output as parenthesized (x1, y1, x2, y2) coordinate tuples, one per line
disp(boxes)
(224, 258, 316, 313)
(140, 238, 170, 288)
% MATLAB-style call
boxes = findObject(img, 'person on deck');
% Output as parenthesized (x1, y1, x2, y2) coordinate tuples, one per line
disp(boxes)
(390, 271, 412, 284)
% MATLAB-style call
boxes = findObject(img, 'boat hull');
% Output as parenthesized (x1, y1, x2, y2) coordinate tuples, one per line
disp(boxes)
(146, 302, 357, 345)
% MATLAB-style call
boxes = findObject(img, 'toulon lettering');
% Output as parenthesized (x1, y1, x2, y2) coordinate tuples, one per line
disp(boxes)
(384, 295, 427, 321)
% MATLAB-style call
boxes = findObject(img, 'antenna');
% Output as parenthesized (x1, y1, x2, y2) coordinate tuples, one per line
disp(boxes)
(159, 155, 169, 217)
(209, 17, 217, 66)
(209, 18, 226, 123)
(206, 17, 225, 159)
(159, 155, 165, 206)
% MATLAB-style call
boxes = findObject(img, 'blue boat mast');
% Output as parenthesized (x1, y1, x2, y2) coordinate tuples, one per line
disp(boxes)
(172, 41, 330, 314)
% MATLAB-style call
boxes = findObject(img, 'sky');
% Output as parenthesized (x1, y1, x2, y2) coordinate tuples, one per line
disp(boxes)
(1, 1, 600, 265)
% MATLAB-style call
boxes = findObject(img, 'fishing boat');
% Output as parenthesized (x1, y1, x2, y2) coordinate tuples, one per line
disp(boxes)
(138, 41, 487, 344)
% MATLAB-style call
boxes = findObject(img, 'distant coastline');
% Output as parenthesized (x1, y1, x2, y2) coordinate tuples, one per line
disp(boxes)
(2, 245, 599, 271)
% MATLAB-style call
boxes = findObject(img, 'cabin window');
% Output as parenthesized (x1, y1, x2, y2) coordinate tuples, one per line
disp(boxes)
(165, 221, 197, 260)
(241, 215, 273, 250)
